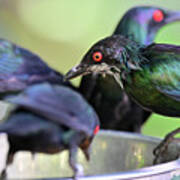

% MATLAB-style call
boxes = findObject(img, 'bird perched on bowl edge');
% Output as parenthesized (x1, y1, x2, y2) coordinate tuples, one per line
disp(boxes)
(0, 83, 100, 179)
(65, 34, 180, 162)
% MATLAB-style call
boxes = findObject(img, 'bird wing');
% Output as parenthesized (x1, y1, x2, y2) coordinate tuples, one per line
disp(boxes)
(0, 112, 60, 137)
(144, 44, 180, 102)
(0, 39, 53, 75)
(7, 83, 99, 136)
(156, 86, 180, 102)
(0, 39, 74, 95)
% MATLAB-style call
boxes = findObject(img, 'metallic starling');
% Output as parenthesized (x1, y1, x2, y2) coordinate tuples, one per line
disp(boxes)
(65, 35, 180, 161)
(79, 7, 180, 132)
(0, 83, 100, 178)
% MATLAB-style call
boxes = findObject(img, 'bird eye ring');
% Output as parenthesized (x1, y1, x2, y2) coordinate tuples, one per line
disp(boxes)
(153, 10, 164, 22)
(92, 52, 103, 62)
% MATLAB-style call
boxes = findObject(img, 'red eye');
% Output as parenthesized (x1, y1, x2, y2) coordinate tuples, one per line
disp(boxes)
(93, 125, 100, 135)
(153, 10, 164, 22)
(92, 52, 103, 62)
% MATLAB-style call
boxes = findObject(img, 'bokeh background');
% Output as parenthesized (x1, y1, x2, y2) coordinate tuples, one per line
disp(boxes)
(0, 0, 179, 138)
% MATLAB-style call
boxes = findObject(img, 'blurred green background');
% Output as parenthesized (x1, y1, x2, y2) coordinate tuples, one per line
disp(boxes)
(0, 0, 179, 138)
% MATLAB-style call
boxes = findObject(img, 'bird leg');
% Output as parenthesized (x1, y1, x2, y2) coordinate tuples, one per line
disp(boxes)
(1, 151, 14, 179)
(153, 127, 180, 164)
(69, 146, 84, 179)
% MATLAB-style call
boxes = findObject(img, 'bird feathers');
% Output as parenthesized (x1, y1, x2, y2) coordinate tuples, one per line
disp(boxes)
(7, 83, 99, 137)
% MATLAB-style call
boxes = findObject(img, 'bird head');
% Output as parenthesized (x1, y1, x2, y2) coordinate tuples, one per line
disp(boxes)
(114, 6, 180, 45)
(65, 35, 142, 88)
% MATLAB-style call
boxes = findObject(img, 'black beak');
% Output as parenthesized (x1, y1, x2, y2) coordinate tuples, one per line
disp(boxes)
(65, 62, 111, 81)
(165, 10, 180, 23)
(64, 64, 89, 81)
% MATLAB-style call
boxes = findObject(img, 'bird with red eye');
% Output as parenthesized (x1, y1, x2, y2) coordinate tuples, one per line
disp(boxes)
(65, 6, 180, 136)
(92, 51, 103, 62)
(153, 9, 164, 22)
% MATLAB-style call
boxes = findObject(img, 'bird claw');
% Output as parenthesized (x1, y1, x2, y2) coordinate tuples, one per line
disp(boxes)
(153, 141, 169, 164)
(153, 138, 169, 156)
(153, 128, 180, 164)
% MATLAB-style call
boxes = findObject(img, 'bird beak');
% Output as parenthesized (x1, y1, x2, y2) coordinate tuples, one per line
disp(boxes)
(65, 63, 111, 81)
(165, 10, 180, 23)
(64, 64, 90, 81)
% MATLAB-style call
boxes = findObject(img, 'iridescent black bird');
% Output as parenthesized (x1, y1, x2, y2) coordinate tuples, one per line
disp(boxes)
(0, 83, 99, 178)
(65, 35, 180, 159)
(0, 39, 74, 98)
(79, 7, 180, 132)
(114, 6, 180, 45)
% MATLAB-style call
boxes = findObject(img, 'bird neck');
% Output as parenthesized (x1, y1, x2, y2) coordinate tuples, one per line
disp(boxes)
(120, 39, 145, 72)
(114, 18, 155, 46)
(114, 38, 149, 87)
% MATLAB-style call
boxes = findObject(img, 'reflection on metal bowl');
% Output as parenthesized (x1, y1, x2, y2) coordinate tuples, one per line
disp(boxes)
(0, 130, 179, 180)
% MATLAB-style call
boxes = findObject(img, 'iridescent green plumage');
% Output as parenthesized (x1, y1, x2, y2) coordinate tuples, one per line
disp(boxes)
(65, 34, 180, 161)
(66, 34, 180, 115)
(124, 44, 180, 116)
(79, 6, 180, 132)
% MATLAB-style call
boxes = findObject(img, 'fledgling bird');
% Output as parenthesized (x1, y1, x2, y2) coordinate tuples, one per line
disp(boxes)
(0, 39, 74, 99)
(65, 35, 180, 162)
(0, 83, 100, 178)
(79, 6, 180, 132)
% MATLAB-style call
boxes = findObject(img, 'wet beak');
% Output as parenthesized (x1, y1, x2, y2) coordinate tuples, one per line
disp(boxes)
(64, 64, 89, 81)
(165, 10, 180, 23)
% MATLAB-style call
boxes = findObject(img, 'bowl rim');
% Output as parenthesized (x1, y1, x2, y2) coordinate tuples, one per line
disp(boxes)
(7, 130, 180, 180)
(67, 130, 180, 180)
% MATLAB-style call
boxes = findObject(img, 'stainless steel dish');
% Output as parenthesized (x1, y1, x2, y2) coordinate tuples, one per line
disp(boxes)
(0, 130, 179, 180)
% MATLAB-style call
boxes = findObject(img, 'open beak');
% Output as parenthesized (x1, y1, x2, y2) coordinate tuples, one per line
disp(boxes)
(165, 10, 180, 23)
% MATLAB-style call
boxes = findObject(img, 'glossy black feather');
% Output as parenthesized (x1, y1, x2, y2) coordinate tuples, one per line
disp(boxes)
(0, 39, 74, 98)
(7, 83, 99, 137)
(0, 83, 99, 178)
(0, 111, 64, 153)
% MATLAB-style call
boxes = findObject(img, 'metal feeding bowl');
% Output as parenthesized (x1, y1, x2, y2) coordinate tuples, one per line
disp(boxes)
(0, 130, 180, 180)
